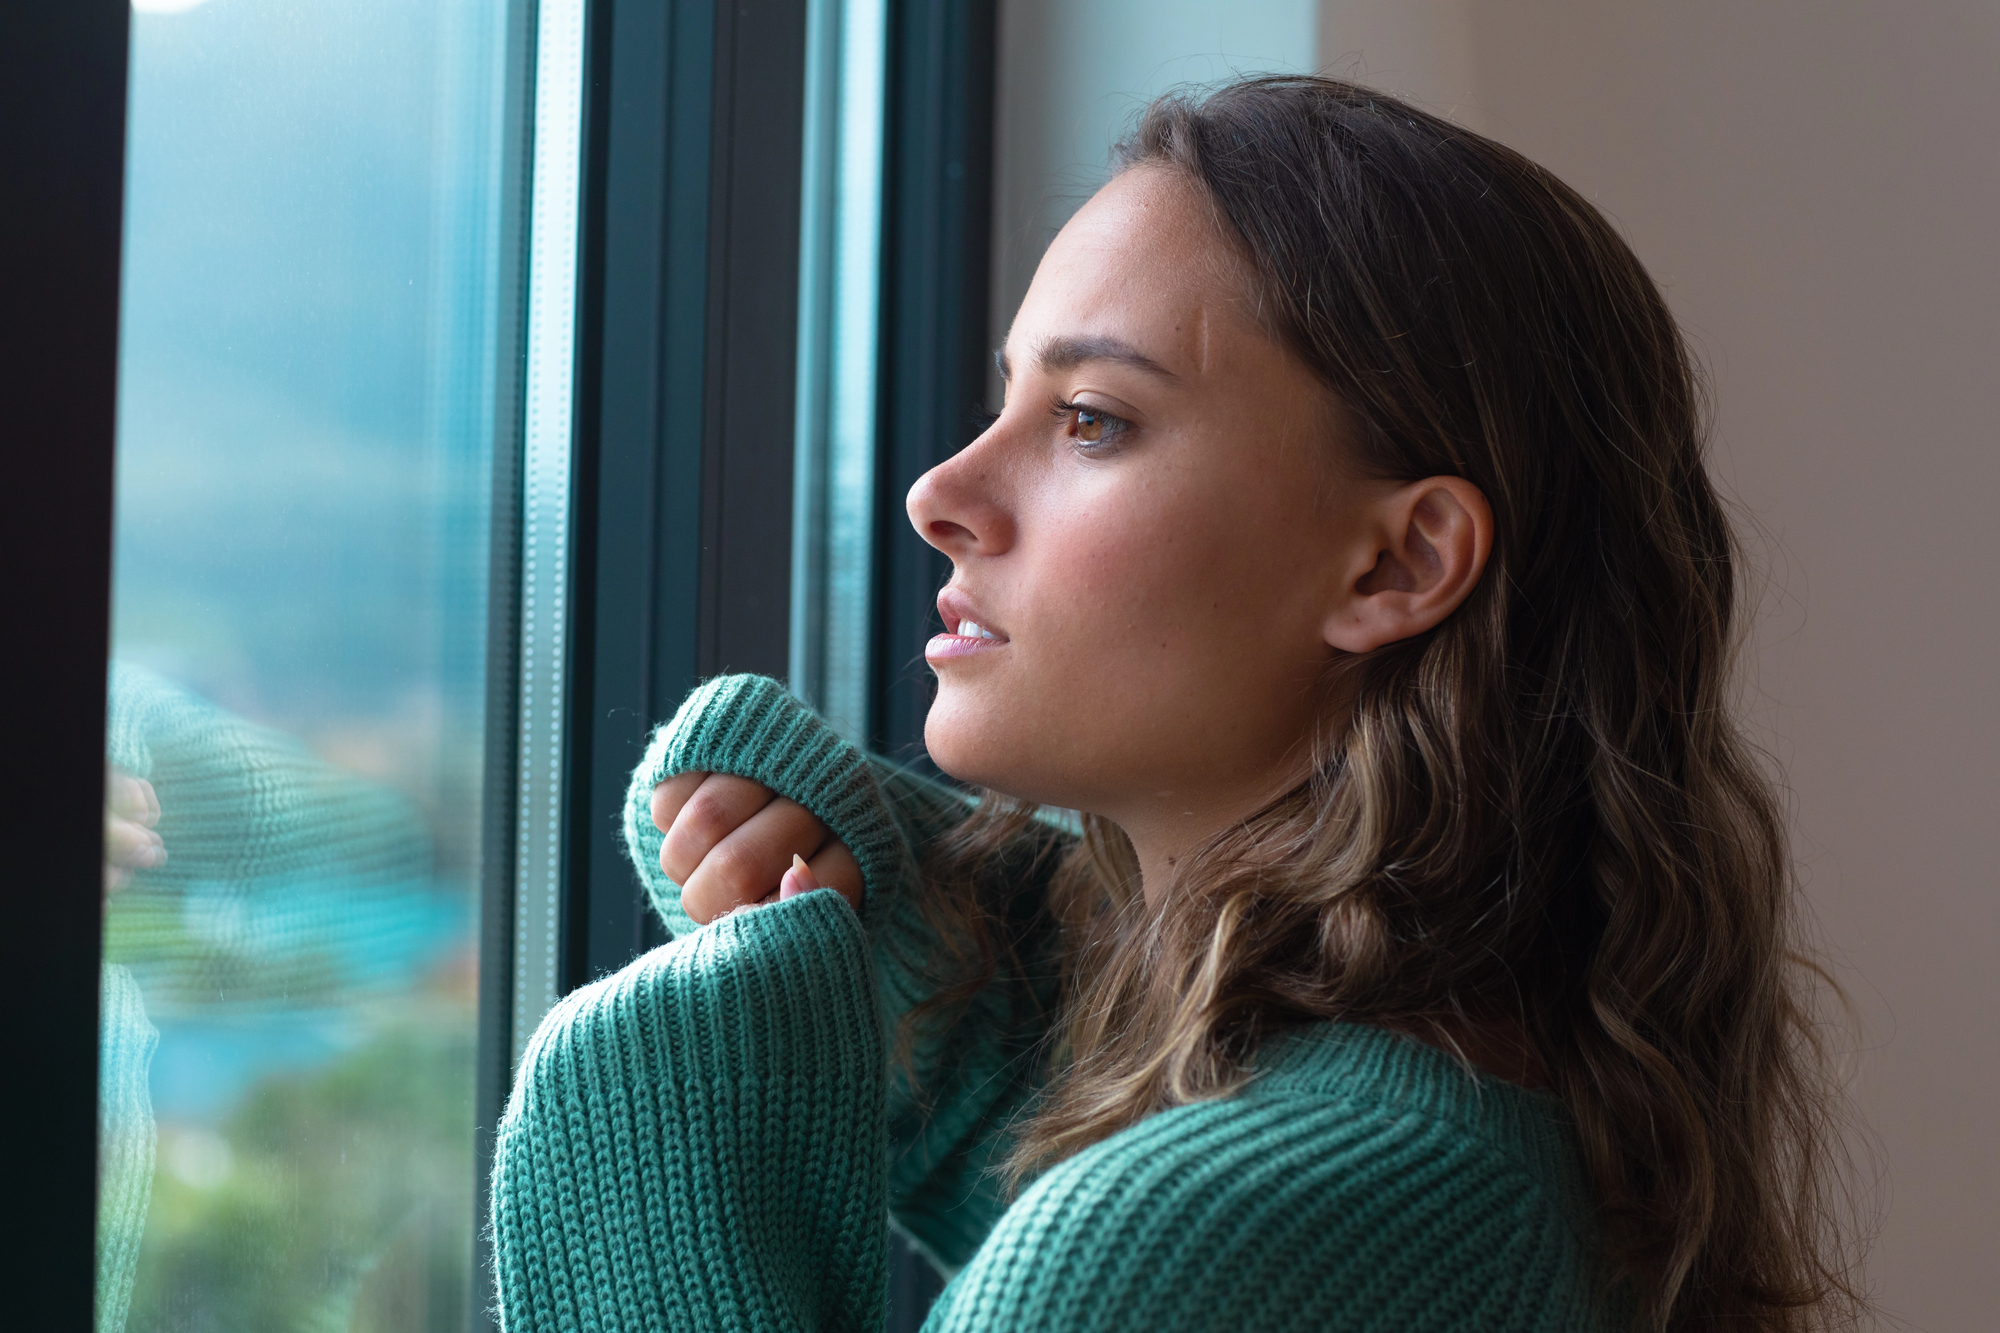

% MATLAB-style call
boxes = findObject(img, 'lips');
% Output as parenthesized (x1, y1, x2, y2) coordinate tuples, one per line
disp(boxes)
(935, 587, 1008, 644)
(927, 587, 1010, 666)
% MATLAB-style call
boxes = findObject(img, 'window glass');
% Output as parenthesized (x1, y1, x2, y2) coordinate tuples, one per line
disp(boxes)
(100, 0, 519, 1328)
(791, 0, 886, 743)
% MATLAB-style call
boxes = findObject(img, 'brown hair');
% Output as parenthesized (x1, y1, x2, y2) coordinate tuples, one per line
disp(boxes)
(913, 76, 1865, 1332)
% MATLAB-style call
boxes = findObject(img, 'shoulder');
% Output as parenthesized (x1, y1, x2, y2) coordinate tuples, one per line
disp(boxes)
(930, 1026, 1610, 1333)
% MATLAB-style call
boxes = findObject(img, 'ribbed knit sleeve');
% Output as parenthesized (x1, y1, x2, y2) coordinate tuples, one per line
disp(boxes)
(492, 889, 889, 1332)
(509, 677, 1614, 1330)
(618, 676, 1066, 1272)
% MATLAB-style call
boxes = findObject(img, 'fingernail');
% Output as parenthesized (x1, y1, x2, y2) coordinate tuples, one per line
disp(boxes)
(779, 853, 819, 900)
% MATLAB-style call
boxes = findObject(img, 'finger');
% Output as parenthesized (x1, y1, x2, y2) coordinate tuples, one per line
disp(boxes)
(104, 813, 166, 873)
(133, 776, 160, 828)
(107, 771, 161, 828)
(679, 796, 829, 925)
(650, 771, 709, 834)
(803, 840, 862, 912)
(660, 774, 775, 885)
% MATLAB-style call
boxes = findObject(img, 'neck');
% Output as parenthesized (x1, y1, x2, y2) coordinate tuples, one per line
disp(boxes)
(1121, 805, 1255, 910)
(1133, 839, 1182, 911)
(1119, 770, 1319, 911)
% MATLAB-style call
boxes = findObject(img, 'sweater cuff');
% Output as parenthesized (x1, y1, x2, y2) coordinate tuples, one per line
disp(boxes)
(622, 675, 916, 939)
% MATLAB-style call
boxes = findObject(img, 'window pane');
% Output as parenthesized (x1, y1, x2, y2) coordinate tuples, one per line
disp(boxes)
(790, 0, 886, 744)
(100, 0, 519, 1328)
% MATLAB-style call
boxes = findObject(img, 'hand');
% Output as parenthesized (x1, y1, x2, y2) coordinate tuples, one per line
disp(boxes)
(650, 772, 863, 924)
(105, 766, 166, 893)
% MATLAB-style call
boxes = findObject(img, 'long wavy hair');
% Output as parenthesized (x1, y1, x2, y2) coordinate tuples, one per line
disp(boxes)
(909, 77, 1864, 1332)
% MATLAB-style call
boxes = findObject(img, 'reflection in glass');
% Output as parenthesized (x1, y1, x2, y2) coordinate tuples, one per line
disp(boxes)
(100, 0, 517, 1328)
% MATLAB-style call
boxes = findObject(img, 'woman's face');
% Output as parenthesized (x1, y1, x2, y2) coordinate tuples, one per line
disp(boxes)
(910, 166, 1384, 865)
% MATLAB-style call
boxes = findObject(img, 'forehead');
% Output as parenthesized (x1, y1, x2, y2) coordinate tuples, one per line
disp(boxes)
(1010, 166, 1261, 376)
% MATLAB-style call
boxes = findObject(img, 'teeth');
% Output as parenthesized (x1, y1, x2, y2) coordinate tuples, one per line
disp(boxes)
(957, 620, 998, 640)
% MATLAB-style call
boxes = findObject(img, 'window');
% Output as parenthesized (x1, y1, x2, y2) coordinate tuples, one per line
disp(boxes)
(99, 0, 533, 1326)
(87, 0, 833, 1325)
(7, 0, 998, 1326)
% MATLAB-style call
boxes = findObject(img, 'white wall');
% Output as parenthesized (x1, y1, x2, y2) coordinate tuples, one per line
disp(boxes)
(991, 2, 2000, 1325)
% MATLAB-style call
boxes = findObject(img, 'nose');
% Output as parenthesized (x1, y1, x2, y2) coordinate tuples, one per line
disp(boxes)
(906, 428, 1016, 560)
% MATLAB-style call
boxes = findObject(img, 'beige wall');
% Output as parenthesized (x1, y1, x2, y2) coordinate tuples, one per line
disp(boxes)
(1321, 4, 2000, 1326)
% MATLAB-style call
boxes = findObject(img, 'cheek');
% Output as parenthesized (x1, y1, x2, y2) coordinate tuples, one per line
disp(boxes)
(1046, 497, 1291, 702)
(925, 498, 1167, 800)
(927, 471, 1322, 806)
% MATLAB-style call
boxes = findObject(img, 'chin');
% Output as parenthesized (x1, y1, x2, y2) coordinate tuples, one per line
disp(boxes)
(922, 679, 1007, 787)
(923, 673, 1098, 809)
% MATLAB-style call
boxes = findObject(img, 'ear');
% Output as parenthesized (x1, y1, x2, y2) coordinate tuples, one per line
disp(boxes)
(1322, 476, 1493, 654)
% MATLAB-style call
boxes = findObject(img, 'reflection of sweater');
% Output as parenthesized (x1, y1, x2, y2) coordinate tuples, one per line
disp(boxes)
(95, 664, 449, 1333)
(491, 675, 1614, 1331)
(97, 965, 158, 1333)
(104, 662, 433, 1015)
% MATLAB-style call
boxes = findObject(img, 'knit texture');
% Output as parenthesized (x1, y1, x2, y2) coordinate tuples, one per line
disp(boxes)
(97, 964, 158, 1333)
(493, 891, 888, 1332)
(921, 1024, 1605, 1332)
(105, 661, 434, 1015)
(492, 675, 1616, 1331)
(622, 674, 924, 934)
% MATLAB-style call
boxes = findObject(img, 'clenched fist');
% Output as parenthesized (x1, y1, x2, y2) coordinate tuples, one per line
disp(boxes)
(650, 772, 863, 925)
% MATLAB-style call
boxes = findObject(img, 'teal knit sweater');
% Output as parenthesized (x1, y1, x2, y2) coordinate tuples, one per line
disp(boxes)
(491, 676, 1614, 1331)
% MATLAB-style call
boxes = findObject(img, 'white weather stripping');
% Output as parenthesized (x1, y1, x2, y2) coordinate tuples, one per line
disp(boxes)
(513, 0, 587, 1068)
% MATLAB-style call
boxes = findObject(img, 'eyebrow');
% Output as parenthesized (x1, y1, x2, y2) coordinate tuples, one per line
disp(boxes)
(994, 334, 1179, 384)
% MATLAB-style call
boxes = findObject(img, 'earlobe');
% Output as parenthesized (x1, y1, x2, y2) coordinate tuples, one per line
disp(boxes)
(1323, 476, 1492, 654)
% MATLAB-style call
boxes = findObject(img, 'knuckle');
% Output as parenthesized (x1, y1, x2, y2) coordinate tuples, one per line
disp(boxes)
(651, 771, 701, 817)
(702, 841, 765, 898)
(679, 791, 738, 846)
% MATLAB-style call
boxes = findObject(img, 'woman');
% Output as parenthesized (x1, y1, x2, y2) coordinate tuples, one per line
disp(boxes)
(492, 78, 1861, 1331)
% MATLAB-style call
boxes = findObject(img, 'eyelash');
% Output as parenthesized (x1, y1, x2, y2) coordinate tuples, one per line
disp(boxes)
(1048, 396, 1132, 450)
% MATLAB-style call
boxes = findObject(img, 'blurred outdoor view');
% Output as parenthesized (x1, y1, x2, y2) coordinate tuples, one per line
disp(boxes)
(101, 0, 518, 1329)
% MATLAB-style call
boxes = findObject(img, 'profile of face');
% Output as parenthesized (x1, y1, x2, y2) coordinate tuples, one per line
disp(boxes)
(908, 165, 1492, 893)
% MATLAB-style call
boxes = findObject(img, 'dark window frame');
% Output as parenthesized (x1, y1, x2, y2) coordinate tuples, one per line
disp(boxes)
(561, 0, 811, 990)
(1, 2, 132, 1326)
(873, 4, 1000, 1323)
(872, 0, 999, 770)
(555, 6, 999, 1330)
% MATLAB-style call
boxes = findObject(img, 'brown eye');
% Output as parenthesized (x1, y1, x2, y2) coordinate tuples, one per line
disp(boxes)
(1074, 409, 1105, 442)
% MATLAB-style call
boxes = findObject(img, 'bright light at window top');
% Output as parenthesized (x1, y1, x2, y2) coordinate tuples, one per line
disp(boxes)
(133, 0, 216, 14)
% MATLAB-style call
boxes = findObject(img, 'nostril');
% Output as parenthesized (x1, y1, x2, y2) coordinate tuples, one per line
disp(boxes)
(928, 519, 975, 545)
